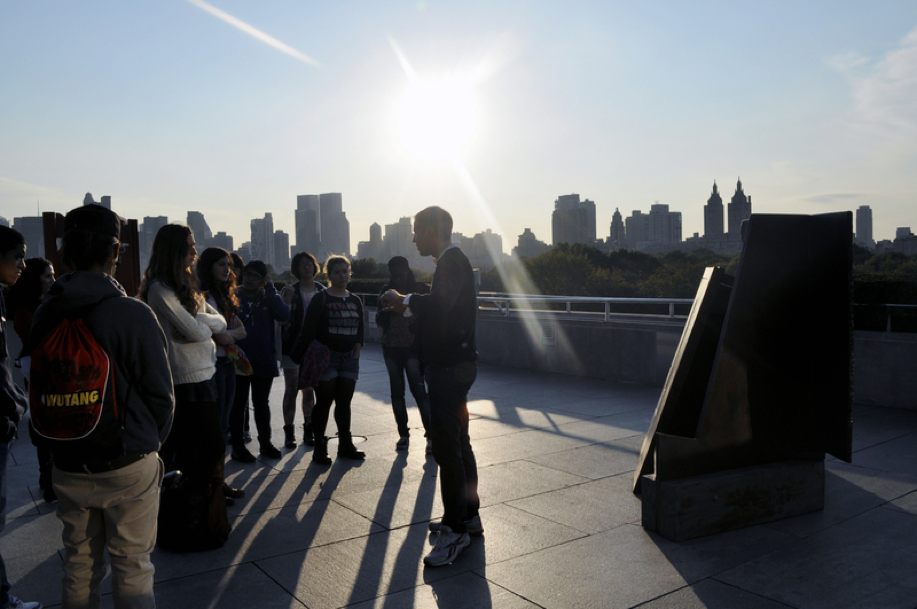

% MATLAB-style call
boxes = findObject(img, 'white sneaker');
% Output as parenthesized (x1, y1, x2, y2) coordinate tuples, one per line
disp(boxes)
(423, 525, 471, 567)
(4, 595, 42, 609)
(425, 438, 434, 455)
(429, 513, 484, 536)
(396, 436, 409, 450)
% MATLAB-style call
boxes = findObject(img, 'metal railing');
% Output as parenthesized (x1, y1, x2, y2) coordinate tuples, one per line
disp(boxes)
(853, 303, 917, 333)
(475, 292, 694, 322)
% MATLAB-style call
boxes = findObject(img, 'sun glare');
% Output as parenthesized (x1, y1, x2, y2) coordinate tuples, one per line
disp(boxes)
(397, 79, 475, 160)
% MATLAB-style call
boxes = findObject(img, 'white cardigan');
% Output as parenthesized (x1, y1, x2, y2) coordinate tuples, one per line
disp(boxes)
(146, 281, 227, 385)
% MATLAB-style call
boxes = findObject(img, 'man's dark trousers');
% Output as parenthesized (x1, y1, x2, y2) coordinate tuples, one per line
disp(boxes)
(426, 360, 479, 534)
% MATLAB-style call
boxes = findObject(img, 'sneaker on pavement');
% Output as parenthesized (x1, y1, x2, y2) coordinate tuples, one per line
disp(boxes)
(428, 513, 484, 536)
(230, 448, 257, 463)
(423, 525, 471, 567)
(260, 444, 282, 459)
(396, 436, 409, 450)
(425, 437, 434, 455)
(3, 595, 42, 609)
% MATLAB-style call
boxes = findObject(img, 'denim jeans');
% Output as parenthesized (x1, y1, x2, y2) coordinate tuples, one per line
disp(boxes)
(231, 374, 275, 450)
(213, 357, 236, 439)
(426, 361, 479, 533)
(383, 346, 431, 438)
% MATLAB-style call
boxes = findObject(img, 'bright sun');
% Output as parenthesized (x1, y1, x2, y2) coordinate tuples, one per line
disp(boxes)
(397, 79, 475, 160)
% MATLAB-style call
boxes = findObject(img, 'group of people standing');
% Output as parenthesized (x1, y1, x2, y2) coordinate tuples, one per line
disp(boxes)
(0, 203, 482, 608)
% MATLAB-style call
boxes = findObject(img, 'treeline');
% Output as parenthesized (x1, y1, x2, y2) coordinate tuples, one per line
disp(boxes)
(276, 243, 917, 306)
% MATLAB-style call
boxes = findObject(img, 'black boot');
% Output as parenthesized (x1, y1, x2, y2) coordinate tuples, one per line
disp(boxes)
(312, 436, 332, 465)
(303, 421, 315, 447)
(337, 432, 365, 460)
(283, 425, 297, 449)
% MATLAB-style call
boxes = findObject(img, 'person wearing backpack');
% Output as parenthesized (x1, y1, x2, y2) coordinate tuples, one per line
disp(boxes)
(29, 205, 173, 609)
(0, 226, 41, 609)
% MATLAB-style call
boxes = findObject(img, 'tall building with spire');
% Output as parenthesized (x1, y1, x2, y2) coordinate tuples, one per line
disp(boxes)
(704, 181, 724, 238)
(727, 178, 752, 238)
(608, 208, 625, 249)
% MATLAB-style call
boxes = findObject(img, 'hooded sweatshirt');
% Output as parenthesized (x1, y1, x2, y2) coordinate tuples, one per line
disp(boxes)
(30, 271, 175, 457)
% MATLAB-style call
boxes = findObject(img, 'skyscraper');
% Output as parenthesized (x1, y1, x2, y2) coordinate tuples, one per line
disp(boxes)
(608, 208, 625, 250)
(552, 194, 596, 246)
(295, 195, 321, 255)
(625, 210, 649, 250)
(212, 232, 233, 252)
(273, 230, 290, 270)
(648, 203, 682, 245)
(856, 205, 874, 248)
(319, 193, 350, 259)
(704, 181, 724, 238)
(13, 216, 44, 259)
(250, 212, 275, 267)
(187, 211, 213, 250)
(140, 216, 168, 270)
(727, 178, 752, 237)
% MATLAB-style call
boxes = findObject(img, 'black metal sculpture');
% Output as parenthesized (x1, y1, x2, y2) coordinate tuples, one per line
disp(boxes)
(634, 212, 853, 540)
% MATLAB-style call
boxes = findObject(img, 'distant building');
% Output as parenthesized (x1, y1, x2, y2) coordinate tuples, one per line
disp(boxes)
(704, 181, 724, 238)
(513, 228, 551, 258)
(855, 205, 875, 249)
(625, 210, 649, 251)
(295, 195, 321, 256)
(894, 228, 917, 256)
(13, 216, 44, 259)
(212, 231, 233, 252)
(648, 203, 682, 245)
(187, 211, 213, 250)
(0, 217, 9, 228)
(608, 208, 625, 250)
(356, 222, 384, 261)
(250, 213, 275, 267)
(319, 193, 350, 259)
(552, 194, 596, 246)
(727, 178, 752, 239)
(466, 229, 504, 269)
(237, 243, 252, 263)
(273, 230, 291, 270)
(139, 215, 168, 271)
(83, 193, 111, 209)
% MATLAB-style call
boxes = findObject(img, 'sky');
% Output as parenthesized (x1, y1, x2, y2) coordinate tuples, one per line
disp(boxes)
(2, 1, 916, 254)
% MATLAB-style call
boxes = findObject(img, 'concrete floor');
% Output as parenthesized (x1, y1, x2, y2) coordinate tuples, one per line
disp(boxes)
(4, 342, 917, 608)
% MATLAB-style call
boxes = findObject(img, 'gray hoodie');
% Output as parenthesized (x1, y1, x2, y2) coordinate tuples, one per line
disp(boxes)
(30, 271, 175, 458)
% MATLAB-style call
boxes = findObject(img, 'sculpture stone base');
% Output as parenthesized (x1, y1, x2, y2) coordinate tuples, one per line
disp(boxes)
(640, 460, 825, 541)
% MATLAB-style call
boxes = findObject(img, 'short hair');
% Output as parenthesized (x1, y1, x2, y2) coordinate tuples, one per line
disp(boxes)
(61, 204, 122, 271)
(0, 226, 25, 256)
(244, 260, 268, 278)
(290, 251, 319, 280)
(414, 206, 453, 240)
(323, 254, 351, 277)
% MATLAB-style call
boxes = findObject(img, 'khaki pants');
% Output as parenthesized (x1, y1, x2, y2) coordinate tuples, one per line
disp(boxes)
(53, 453, 164, 609)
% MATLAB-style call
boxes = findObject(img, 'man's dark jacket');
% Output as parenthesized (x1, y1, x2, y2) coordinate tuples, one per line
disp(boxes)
(406, 246, 477, 367)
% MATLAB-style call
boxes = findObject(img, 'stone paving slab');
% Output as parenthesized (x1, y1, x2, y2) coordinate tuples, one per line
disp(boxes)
(6, 342, 917, 608)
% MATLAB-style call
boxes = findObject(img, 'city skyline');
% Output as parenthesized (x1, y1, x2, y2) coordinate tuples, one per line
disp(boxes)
(2, 2, 916, 250)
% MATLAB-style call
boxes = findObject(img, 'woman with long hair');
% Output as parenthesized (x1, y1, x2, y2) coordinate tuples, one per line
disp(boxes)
(299, 255, 365, 464)
(140, 225, 230, 506)
(8, 257, 57, 502)
(279, 251, 323, 448)
(196, 247, 246, 501)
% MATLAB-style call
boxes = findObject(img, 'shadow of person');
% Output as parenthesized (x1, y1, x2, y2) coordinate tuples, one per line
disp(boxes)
(423, 536, 492, 609)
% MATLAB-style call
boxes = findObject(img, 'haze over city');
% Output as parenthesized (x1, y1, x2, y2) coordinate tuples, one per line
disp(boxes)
(2, 1, 916, 252)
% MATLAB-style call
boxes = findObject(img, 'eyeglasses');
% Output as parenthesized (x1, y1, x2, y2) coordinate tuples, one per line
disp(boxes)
(242, 272, 264, 281)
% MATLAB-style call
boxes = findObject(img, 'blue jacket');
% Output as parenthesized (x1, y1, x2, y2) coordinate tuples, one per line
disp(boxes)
(236, 283, 290, 377)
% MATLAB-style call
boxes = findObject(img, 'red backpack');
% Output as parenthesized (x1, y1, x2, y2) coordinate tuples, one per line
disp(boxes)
(29, 315, 124, 457)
